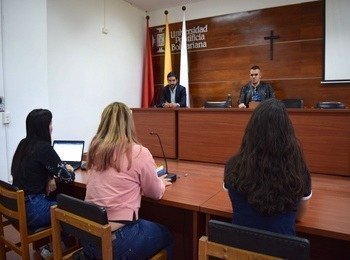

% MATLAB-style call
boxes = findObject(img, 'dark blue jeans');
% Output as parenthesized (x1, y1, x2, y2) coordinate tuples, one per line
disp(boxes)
(82, 219, 173, 259)
(25, 193, 56, 231)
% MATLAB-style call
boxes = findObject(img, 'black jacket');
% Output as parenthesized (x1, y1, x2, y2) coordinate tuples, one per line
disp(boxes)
(12, 141, 75, 195)
(238, 82, 275, 107)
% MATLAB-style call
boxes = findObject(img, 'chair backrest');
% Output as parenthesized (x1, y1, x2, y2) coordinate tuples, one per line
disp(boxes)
(0, 179, 19, 215)
(52, 194, 168, 260)
(51, 193, 112, 260)
(281, 99, 304, 108)
(199, 220, 310, 260)
(204, 101, 229, 108)
(316, 101, 345, 109)
(0, 180, 52, 259)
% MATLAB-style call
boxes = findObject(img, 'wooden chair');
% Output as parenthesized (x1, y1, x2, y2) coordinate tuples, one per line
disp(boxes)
(0, 180, 52, 260)
(199, 220, 310, 260)
(51, 193, 167, 260)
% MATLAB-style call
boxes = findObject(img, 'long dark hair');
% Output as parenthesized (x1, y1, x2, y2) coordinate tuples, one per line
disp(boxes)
(11, 109, 53, 178)
(224, 99, 310, 215)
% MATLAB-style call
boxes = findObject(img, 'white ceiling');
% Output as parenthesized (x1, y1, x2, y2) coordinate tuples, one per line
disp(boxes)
(124, 0, 205, 12)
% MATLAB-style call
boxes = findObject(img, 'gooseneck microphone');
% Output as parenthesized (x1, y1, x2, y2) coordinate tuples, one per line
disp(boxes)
(149, 132, 177, 182)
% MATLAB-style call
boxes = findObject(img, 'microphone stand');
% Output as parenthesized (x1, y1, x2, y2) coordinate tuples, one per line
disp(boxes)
(149, 132, 177, 182)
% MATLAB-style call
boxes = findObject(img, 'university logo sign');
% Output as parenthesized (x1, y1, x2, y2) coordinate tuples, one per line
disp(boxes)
(152, 27, 166, 53)
(152, 24, 209, 53)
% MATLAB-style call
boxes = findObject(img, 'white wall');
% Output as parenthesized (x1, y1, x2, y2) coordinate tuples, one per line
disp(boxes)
(47, 0, 145, 148)
(0, 0, 145, 181)
(0, 0, 48, 181)
(0, 1, 7, 181)
(148, 0, 317, 26)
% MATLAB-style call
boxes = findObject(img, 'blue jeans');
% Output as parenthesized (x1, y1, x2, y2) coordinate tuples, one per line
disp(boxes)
(82, 219, 173, 259)
(25, 194, 56, 231)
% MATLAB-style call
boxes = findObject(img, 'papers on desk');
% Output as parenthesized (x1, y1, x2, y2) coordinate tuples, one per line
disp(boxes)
(156, 165, 166, 177)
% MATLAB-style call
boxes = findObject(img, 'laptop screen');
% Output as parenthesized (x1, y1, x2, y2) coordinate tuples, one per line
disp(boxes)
(53, 140, 84, 163)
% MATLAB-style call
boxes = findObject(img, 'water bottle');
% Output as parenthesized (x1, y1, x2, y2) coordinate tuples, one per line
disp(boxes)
(226, 94, 232, 108)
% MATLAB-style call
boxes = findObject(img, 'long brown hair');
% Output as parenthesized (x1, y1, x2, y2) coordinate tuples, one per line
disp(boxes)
(224, 99, 310, 215)
(87, 102, 139, 171)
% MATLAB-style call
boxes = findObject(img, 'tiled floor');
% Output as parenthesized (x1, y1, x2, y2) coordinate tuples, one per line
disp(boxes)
(3, 224, 42, 260)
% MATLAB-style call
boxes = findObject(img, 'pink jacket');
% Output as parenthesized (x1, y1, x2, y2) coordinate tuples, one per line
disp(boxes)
(85, 144, 165, 221)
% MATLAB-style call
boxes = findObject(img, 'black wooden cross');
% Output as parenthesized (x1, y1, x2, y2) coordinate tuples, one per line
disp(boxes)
(264, 30, 280, 60)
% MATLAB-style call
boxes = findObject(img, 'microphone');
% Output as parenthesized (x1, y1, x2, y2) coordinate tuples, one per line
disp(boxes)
(149, 132, 177, 182)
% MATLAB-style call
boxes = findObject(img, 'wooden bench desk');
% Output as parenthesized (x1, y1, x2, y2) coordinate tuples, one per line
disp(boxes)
(201, 173, 350, 241)
(140, 160, 223, 260)
(65, 159, 224, 260)
(65, 160, 350, 259)
(200, 173, 350, 259)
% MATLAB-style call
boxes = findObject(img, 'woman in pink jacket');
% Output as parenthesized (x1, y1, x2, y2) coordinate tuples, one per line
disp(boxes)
(83, 102, 173, 259)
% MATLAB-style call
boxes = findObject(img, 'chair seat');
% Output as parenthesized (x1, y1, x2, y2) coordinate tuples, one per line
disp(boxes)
(7, 218, 50, 235)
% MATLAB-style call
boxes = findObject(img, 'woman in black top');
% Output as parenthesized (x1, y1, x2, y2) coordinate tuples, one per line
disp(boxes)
(11, 109, 75, 231)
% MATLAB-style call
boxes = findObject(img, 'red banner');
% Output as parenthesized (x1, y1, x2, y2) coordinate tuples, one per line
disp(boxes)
(141, 17, 154, 108)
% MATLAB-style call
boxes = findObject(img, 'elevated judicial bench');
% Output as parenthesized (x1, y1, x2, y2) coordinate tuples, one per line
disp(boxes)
(132, 108, 350, 177)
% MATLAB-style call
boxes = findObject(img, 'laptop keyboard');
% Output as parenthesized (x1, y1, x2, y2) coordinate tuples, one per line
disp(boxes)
(70, 162, 81, 171)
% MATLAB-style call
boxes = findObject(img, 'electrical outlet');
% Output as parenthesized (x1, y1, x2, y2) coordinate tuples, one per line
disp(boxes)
(2, 111, 10, 124)
(102, 27, 108, 34)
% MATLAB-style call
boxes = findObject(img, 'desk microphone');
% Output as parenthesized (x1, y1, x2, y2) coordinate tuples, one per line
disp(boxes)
(149, 132, 177, 182)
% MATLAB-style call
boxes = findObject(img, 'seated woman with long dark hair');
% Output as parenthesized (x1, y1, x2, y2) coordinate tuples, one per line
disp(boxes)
(11, 109, 75, 231)
(224, 98, 312, 235)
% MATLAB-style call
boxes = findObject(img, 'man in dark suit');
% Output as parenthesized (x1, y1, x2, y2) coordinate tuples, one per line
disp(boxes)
(159, 71, 187, 108)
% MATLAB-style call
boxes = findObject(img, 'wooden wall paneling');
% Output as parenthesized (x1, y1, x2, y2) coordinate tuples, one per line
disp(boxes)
(273, 79, 350, 108)
(177, 109, 350, 176)
(152, 54, 181, 85)
(288, 110, 350, 176)
(190, 82, 243, 108)
(132, 109, 177, 158)
(178, 109, 251, 163)
(300, 0, 324, 39)
(150, 1, 350, 108)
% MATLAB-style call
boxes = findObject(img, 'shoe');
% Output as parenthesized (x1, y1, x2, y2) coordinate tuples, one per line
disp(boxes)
(40, 244, 52, 259)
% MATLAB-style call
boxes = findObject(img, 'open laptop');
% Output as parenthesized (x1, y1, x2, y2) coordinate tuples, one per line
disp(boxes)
(53, 140, 84, 170)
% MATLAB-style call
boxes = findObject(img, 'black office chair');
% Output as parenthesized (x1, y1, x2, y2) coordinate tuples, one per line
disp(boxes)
(281, 99, 304, 108)
(199, 220, 310, 260)
(315, 101, 345, 109)
(204, 101, 229, 108)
